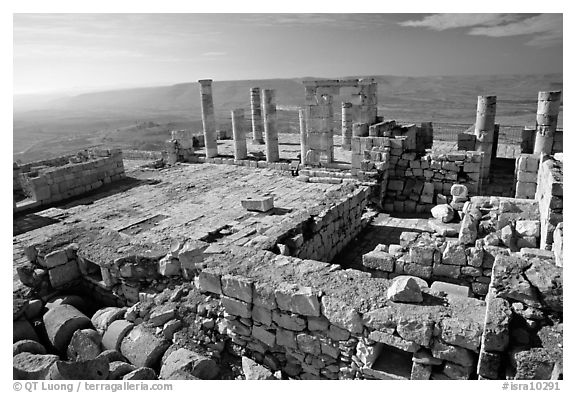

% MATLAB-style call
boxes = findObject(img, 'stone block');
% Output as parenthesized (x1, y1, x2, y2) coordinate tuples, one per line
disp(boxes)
(411, 362, 432, 380)
(198, 269, 221, 294)
(362, 251, 395, 272)
(43, 249, 69, 268)
(477, 350, 501, 379)
(276, 328, 297, 348)
(48, 260, 81, 288)
(272, 310, 306, 331)
(13, 353, 59, 379)
(431, 340, 474, 367)
(221, 275, 253, 303)
(515, 220, 540, 238)
(253, 326, 276, 347)
(482, 297, 511, 352)
(403, 263, 432, 280)
(160, 348, 218, 379)
(396, 317, 434, 347)
(439, 318, 482, 351)
(241, 196, 274, 212)
(387, 276, 423, 303)
(67, 329, 102, 361)
(120, 325, 170, 368)
(409, 246, 434, 266)
(430, 281, 472, 298)
(296, 333, 321, 355)
(275, 283, 321, 317)
(431, 204, 455, 223)
(308, 316, 329, 331)
(221, 296, 251, 318)
(442, 241, 467, 265)
(432, 263, 461, 279)
(320, 295, 363, 334)
(252, 306, 272, 326)
(43, 305, 91, 352)
(253, 282, 277, 310)
(368, 331, 419, 352)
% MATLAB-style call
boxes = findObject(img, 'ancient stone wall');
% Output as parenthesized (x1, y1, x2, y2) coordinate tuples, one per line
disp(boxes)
(14, 155, 75, 192)
(18, 149, 125, 206)
(535, 156, 563, 249)
(514, 154, 539, 199)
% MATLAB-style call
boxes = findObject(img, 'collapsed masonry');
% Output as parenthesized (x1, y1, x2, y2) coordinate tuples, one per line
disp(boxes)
(13, 79, 562, 381)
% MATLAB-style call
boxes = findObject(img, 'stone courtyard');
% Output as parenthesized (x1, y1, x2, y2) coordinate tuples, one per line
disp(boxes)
(13, 79, 562, 382)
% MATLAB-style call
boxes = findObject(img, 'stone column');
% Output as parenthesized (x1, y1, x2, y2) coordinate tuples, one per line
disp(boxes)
(341, 102, 353, 150)
(231, 109, 247, 160)
(474, 95, 497, 178)
(320, 95, 334, 163)
(198, 79, 218, 158)
(262, 89, 279, 162)
(299, 109, 307, 165)
(250, 87, 265, 144)
(534, 91, 562, 155)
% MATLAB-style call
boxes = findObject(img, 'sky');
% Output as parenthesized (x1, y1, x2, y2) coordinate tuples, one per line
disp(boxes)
(13, 13, 563, 95)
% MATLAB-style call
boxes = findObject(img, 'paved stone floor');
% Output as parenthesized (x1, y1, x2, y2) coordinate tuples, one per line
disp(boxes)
(13, 161, 348, 291)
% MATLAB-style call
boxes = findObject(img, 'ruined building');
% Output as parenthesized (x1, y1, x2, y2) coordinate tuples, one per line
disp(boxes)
(13, 79, 562, 381)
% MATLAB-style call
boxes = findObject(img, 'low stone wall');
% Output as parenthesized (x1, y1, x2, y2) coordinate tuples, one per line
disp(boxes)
(14, 155, 75, 191)
(195, 246, 486, 380)
(535, 156, 563, 249)
(18, 149, 125, 206)
(514, 154, 539, 199)
(122, 150, 164, 160)
(477, 253, 562, 379)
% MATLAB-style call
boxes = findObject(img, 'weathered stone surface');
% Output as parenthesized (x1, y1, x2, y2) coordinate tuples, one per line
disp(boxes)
(356, 340, 382, 368)
(13, 353, 59, 380)
(253, 282, 277, 310)
(362, 251, 395, 272)
(409, 246, 434, 266)
(43, 305, 91, 352)
(120, 325, 170, 368)
(443, 362, 472, 380)
(276, 328, 297, 348)
(552, 222, 563, 267)
(477, 350, 501, 379)
(67, 329, 102, 361)
(482, 296, 511, 352)
(450, 184, 468, 198)
(148, 307, 176, 327)
(368, 331, 419, 352)
(431, 340, 475, 367)
(458, 214, 478, 245)
(516, 220, 540, 238)
(96, 349, 126, 363)
(241, 196, 274, 212)
(430, 281, 472, 298)
(109, 361, 136, 380)
(403, 263, 433, 280)
(412, 348, 442, 365)
(102, 320, 134, 351)
(411, 362, 432, 380)
(221, 296, 251, 318)
(48, 261, 81, 288)
(272, 310, 306, 331)
(49, 357, 109, 380)
(442, 241, 467, 265)
(397, 317, 434, 347)
(242, 356, 275, 380)
(160, 348, 218, 380)
(432, 263, 460, 279)
(198, 269, 221, 294)
(91, 307, 126, 333)
(428, 219, 459, 237)
(439, 318, 482, 351)
(320, 296, 363, 334)
(524, 259, 562, 312)
(252, 325, 275, 347)
(307, 315, 329, 331)
(162, 319, 182, 340)
(158, 255, 180, 277)
(431, 204, 455, 223)
(296, 333, 321, 355)
(511, 348, 556, 380)
(123, 367, 157, 380)
(491, 255, 540, 307)
(275, 283, 321, 317)
(328, 324, 350, 341)
(13, 340, 46, 356)
(387, 276, 423, 303)
(221, 274, 253, 303)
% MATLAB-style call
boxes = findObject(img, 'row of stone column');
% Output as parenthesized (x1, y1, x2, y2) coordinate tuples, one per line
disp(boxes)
(198, 80, 280, 162)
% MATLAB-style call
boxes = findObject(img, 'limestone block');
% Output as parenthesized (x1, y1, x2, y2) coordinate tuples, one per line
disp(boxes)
(296, 333, 321, 355)
(253, 325, 276, 347)
(442, 241, 467, 265)
(13, 340, 46, 356)
(13, 353, 60, 380)
(431, 204, 455, 223)
(368, 331, 419, 352)
(48, 260, 81, 288)
(477, 350, 501, 379)
(158, 255, 180, 277)
(160, 348, 218, 379)
(221, 296, 251, 318)
(430, 281, 472, 298)
(328, 324, 350, 341)
(356, 340, 382, 368)
(458, 214, 478, 245)
(482, 296, 511, 352)
(320, 296, 363, 334)
(198, 269, 222, 294)
(252, 306, 272, 326)
(43, 249, 68, 268)
(275, 283, 321, 317)
(241, 196, 274, 212)
(411, 362, 432, 380)
(396, 317, 434, 347)
(431, 340, 474, 367)
(109, 361, 136, 380)
(103, 320, 134, 351)
(362, 251, 395, 272)
(120, 325, 170, 368)
(387, 276, 423, 303)
(123, 367, 157, 380)
(450, 184, 468, 198)
(308, 316, 329, 331)
(403, 263, 432, 280)
(44, 305, 91, 352)
(276, 328, 297, 348)
(524, 259, 562, 312)
(272, 310, 306, 331)
(412, 348, 442, 365)
(67, 329, 102, 361)
(409, 246, 434, 266)
(242, 356, 275, 380)
(432, 263, 460, 279)
(91, 307, 126, 333)
(552, 223, 563, 267)
(49, 357, 109, 380)
(221, 275, 253, 303)
(491, 255, 540, 307)
(439, 318, 482, 351)
(516, 220, 540, 238)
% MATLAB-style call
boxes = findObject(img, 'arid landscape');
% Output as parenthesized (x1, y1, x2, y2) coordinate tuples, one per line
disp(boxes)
(14, 73, 562, 162)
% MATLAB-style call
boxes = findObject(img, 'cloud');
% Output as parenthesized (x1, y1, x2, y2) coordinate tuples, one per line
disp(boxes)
(399, 13, 562, 47)
(400, 13, 522, 30)
(468, 14, 562, 47)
